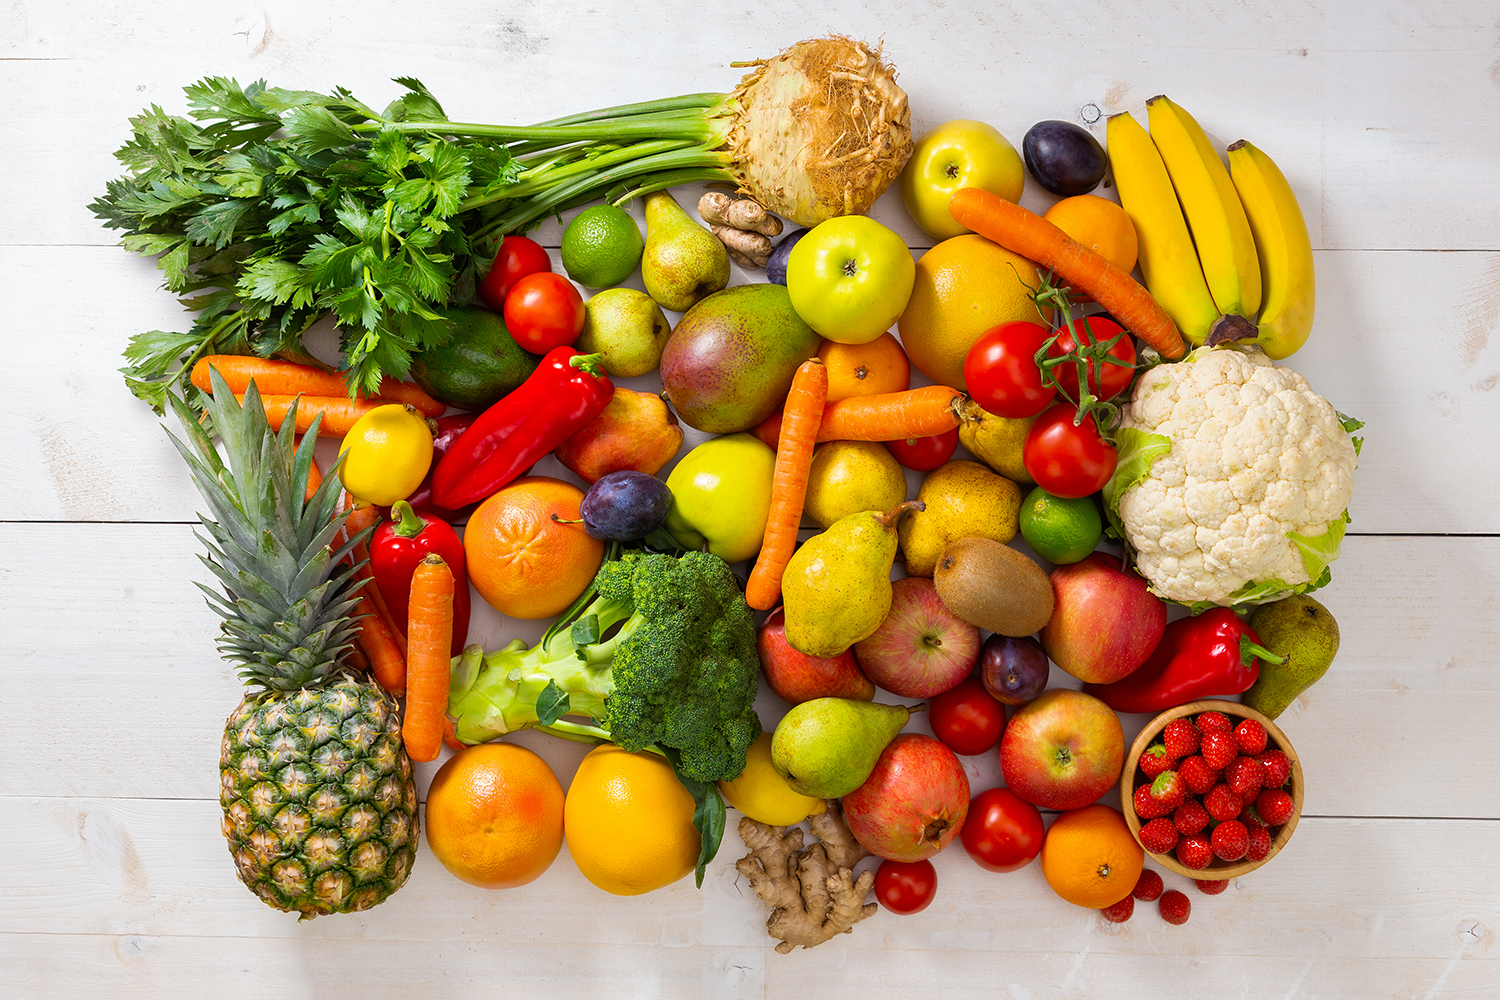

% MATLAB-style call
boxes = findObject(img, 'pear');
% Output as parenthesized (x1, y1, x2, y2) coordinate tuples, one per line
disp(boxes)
(771, 698, 918, 798)
(899, 459, 1022, 577)
(641, 190, 730, 312)
(575, 288, 672, 378)
(956, 397, 1036, 485)
(782, 500, 924, 658)
(1243, 595, 1341, 719)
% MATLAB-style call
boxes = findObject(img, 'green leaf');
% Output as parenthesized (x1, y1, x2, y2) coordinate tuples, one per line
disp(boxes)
(121, 233, 185, 256)
(570, 614, 602, 649)
(384, 78, 448, 123)
(184, 199, 253, 250)
(660, 746, 726, 889)
(282, 105, 361, 156)
(1101, 427, 1172, 540)
(240, 257, 313, 308)
(1288, 511, 1348, 584)
(1337, 410, 1365, 458)
(535, 680, 571, 727)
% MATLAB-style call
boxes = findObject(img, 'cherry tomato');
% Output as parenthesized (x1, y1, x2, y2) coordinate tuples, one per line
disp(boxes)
(963, 321, 1057, 418)
(885, 427, 959, 471)
(959, 787, 1045, 873)
(477, 235, 553, 312)
(504, 272, 586, 353)
(873, 858, 937, 915)
(1047, 315, 1137, 402)
(929, 678, 1006, 756)
(1022, 403, 1118, 498)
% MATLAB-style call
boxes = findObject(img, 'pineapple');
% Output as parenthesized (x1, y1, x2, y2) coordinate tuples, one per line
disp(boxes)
(167, 371, 418, 918)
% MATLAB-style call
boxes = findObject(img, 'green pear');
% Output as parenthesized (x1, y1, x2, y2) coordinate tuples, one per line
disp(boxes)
(1243, 595, 1341, 719)
(641, 190, 730, 312)
(575, 288, 672, 378)
(782, 500, 924, 657)
(771, 698, 917, 797)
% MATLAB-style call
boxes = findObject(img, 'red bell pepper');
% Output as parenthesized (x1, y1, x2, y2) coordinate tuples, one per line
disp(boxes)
(1082, 607, 1284, 714)
(370, 501, 470, 656)
(403, 412, 482, 521)
(431, 347, 614, 509)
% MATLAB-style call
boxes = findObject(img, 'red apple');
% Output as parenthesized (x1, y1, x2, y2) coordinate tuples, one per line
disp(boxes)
(757, 608, 875, 704)
(998, 688, 1124, 811)
(1041, 553, 1167, 684)
(844, 733, 971, 862)
(852, 577, 981, 697)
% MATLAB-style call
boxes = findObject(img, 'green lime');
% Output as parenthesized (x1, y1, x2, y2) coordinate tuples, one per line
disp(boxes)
(1018, 486, 1102, 565)
(561, 205, 644, 288)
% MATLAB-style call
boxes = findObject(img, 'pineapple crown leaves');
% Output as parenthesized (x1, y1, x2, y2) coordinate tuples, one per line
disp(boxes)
(163, 367, 367, 691)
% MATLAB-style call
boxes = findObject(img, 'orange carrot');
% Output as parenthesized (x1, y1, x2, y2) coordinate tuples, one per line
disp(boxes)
(193, 356, 445, 416)
(353, 589, 407, 695)
(442, 715, 464, 753)
(402, 554, 455, 762)
(947, 187, 1187, 360)
(344, 499, 407, 656)
(344, 642, 371, 672)
(816, 386, 963, 443)
(752, 410, 783, 451)
(747, 360, 828, 611)
(239, 394, 386, 438)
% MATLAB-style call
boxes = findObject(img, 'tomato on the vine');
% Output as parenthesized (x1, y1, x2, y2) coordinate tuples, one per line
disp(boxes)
(963, 320, 1056, 418)
(477, 235, 553, 312)
(1047, 315, 1137, 402)
(873, 858, 937, 915)
(959, 787, 1044, 873)
(1022, 403, 1118, 498)
(885, 427, 959, 471)
(503, 272, 586, 353)
(928, 678, 1006, 756)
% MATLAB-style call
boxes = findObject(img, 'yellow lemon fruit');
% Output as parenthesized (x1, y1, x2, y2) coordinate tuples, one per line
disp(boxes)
(718, 732, 828, 826)
(339, 403, 433, 506)
(564, 744, 699, 896)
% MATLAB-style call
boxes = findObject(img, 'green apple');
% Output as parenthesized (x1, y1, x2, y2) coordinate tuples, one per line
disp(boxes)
(900, 120, 1025, 241)
(664, 433, 776, 564)
(785, 216, 915, 345)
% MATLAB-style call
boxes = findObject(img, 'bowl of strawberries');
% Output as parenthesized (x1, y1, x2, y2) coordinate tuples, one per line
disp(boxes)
(1121, 699, 1304, 879)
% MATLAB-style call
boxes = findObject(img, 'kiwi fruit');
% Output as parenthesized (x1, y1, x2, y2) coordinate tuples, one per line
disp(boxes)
(933, 536, 1054, 636)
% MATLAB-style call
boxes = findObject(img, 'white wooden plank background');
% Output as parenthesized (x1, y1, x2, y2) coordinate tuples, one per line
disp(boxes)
(3, 1, 1498, 997)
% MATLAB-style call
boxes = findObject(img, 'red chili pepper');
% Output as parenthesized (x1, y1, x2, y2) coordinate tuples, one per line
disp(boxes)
(431, 347, 614, 509)
(1082, 607, 1285, 714)
(371, 501, 471, 657)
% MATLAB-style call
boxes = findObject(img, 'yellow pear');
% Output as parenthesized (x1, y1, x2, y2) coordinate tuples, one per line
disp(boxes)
(899, 460, 1022, 577)
(803, 441, 908, 529)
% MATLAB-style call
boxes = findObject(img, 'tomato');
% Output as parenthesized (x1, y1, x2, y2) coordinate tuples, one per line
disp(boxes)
(477, 235, 553, 312)
(959, 787, 1045, 873)
(504, 272, 586, 353)
(928, 678, 1006, 756)
(885, 427, 959, 471)
(873, 858, 937, 915)
(1022, 403, 1118, 498)
(963, 321, 1057, 418)
(1047, 315, 1137, 402)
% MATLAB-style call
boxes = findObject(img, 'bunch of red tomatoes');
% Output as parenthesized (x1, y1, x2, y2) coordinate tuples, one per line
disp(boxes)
(476, 235, 587, 353)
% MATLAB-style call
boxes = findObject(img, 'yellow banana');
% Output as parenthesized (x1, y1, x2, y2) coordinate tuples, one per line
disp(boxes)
(1146, 96, 1262, 322)
(1106, 111, 1219, 346)
(1227, 139, 1316, 359)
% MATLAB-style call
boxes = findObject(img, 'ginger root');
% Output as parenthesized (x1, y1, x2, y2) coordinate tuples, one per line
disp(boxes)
(699, 192, 782, 269)
(735, 800, 877, 953)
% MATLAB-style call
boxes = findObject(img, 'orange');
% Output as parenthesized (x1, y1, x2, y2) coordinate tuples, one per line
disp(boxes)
(1043, 195, 1139, 275)
(464, 476, 604, 619)
(1040, 804, 1144, 909)
(424, 743, 566, 890)
(820, 333, 912, 402)
(564, 744, 700, 896)
(896, 234, 1050, 391)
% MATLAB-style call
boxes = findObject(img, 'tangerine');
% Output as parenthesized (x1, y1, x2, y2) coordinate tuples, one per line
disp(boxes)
(1039, 804, 1144, 909)
(821, 333, 912, 401)
(564, 744, 700, 896)
(424, 742, 566, 890)
(1042, 195, 1139, 275)
(464, 476, 604, 619)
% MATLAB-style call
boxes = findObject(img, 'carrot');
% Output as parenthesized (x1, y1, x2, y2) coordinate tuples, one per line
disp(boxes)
(947, 187, 1187, 360)
(238, 394, 386, 438)
(752, 410, 783, 451)
(747, 360, 828, 611)
(344, 642, 371, 672)
(344, 498, 407, 656)
(816, 385, 962, 443)
(193, 356, 446, 416)
(402, 554, 455, 762)
(353, 589, 407, 695)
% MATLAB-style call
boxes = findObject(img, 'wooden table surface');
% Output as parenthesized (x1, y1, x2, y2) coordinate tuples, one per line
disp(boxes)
(5, 2, 1499, 997)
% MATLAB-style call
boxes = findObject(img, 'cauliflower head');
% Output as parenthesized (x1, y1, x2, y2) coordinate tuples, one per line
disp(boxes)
(1105, 347, 1359, 607)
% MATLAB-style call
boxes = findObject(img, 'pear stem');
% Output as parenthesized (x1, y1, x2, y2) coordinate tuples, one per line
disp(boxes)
(875, 499, 925, 529)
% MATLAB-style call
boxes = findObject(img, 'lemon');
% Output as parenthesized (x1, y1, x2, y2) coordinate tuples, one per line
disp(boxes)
(717, 733, 827, 826)
(1018, 486, 1103, 565)
(338, 403, 433, 506)
(561, 205, 644, 288)
(803, 441, 908, 529)
(563, 744, 699, 895)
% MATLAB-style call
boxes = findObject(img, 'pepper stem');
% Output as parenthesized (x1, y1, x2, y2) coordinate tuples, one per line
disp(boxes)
(1240, 635, 1287, 667)
(390, 500, 428, 539)
(569, 352, 608, 378)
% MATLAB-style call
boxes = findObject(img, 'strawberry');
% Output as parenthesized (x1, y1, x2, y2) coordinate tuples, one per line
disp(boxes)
(1139, 817, 1180, 854)
(1257, 748, 1291, 788)
(1233, 718, 1268, 755)
(1256, 788, 1296, 826)
(1162, 718, 1200, 759)
(1246, 824, 1272, 861)
(1225, 756, 1266, 799)
(1159, 889, 1192, 924)
(1149, 771, 1187, 810)
(1100, 895, 1134, 923)
(1210, 819, 1249, 861)
(1139, 744, 1172, 779)
(1174, 799, 1210, 836)
(1195, 710, 1232, 733)
(1194, 878, 1229, 895)
(1176, 834, 1213, 870)
(1134, 782, 1172, 819)
(1132, 868, 1164, 902)
(1178, 754, 1218, 794)
(1205, 783, 1242, 822)
(1239, 802, 1268, 829)
(1200, 729, 1238, 769)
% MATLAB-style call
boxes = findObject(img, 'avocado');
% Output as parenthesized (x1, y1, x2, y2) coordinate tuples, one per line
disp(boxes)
(411, 306, 540, 410)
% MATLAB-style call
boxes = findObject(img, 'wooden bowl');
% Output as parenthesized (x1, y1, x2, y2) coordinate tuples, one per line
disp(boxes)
(1121, 699, 1304, 879)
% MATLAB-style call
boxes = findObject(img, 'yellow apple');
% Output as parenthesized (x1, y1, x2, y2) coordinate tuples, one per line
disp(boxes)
(900, 120, 1025, 240)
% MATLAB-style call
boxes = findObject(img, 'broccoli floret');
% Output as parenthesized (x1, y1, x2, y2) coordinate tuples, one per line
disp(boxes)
(447, 549, 762, 783)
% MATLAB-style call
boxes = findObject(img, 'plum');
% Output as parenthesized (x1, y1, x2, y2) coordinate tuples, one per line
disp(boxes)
(979, 634, 1050, 706)
(1022, 121, 1107, 197)
(577, 470, 672, 541)
(765, 227, 810, 285)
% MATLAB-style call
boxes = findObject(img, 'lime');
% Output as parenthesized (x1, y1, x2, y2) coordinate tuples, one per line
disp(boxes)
(561, 205, 644, 288)
(1018, 486, 1102, 564)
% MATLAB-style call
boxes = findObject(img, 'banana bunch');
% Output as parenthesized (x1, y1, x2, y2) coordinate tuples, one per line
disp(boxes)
(1106, 96, 1314, 359)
